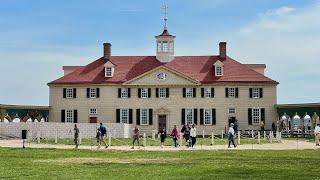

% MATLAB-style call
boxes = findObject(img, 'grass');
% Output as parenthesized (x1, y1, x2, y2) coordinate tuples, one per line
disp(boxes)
(0, 147, 319, 179)
(35, 137, 273, 146)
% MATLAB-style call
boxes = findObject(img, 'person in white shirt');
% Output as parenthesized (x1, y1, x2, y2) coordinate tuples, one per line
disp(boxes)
(190, 124, 197, 148)
(228, 123, 237, 148)
(314, 124, 320, 146)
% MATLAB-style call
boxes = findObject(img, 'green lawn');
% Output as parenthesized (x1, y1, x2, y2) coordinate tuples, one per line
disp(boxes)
(0, 147, 318, 179)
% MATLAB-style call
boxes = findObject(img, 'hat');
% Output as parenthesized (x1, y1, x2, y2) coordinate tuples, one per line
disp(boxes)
(230, 123, 234, 127)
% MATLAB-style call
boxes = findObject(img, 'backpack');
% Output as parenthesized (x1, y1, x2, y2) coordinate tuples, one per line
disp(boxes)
(101, 126, 107, 135)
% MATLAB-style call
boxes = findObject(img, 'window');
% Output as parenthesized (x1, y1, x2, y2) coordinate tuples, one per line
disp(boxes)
(140, 109, 149, 125)
(90, 88, 97, 98)
(66, 88, 74, 98)
(252, 88, 260, 98)
(186, 88, 194, 98)
(169, 42, 174, 52)
(89, 108, 98, 115)
(159, 88, 166, 98)
(120, 109, 129, 124)
(157, 42, 162, 52)
(229, 108, 236, 114)
(105, 67, 113, 77)
(162, 41, 169, 52)
(66, 110, 74, 123)
(185, 109, 193, 125)
(204, 88, 212, 98)
(215, 66, 223, 76)
(252, 108, 261, 125)
(141, 88, 148, 98)
(121, 88, 128, 98)
(204, 109, 212, 125)
(228, 88, 235, 97)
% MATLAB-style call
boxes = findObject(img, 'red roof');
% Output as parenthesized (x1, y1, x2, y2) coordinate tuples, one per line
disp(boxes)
(49, 56, 278, 85)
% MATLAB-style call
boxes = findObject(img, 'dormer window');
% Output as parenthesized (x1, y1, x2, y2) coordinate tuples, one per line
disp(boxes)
(215, 66, 223, 76)
(105, 67, 113, 77)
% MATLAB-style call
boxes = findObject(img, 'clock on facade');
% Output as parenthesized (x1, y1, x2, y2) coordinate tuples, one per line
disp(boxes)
(157, 72, 167, 80)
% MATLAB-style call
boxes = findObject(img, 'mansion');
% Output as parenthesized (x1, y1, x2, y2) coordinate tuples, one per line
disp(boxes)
(48, 20, 278, 134)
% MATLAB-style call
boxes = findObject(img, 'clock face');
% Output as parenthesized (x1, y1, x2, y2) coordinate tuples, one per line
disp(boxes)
(157, 72, 167, 80)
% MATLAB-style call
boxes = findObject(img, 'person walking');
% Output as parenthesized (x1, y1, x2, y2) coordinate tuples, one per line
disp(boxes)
(171, 125, 180, 147)
(228, 123, 237, 148)
(96, 128, 101, 146)
(190, 124, 197, 148)
(132, 126, 140, 149)
(159, 128, 166, 148)
(260, 120, 265, 132)
(74, 124, 80, 149)
(99, 123, 109, 148)
(314, 124, 320, 146)
(185, 124, 191, 147)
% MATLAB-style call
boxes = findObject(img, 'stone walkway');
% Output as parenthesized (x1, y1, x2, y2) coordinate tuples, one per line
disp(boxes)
(0, 139, 319, 151)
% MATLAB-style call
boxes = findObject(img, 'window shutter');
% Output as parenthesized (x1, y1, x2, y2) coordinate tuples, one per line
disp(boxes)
(261, 108, 265, 121)
(73, 88, 77, 98)
(116, 109, 120, 123)
(138, 88, 141, 98)
(260, 88, 263, 98)
(87, 88, 90, 98)
(61, 110, 65, 122)
(73, 110, 78, 123)
(136, 109, 140, 125)
(183, 88, 186, 98)
(211, 88, 215, 98)
(156, 88, 159, 98)
(181, 109, 185, 125)
(193, 88, 196, 98)
(166, 88, 169, 98)
(235, 88, 239, 98)
(96, 88, 100, 98)
(129, 109, 133, 124)
(225, 88, 229, 98)
(118, 88, 121, 98)
(149, 109, 153, 125)
(63, 88, 66, 98)
(194, 109, 198, 125)
(200, 109, 204, 125)
(212, 109, 216, 125)
(201, 88, 204, 98)
(128, 88, 131, 98)
(249, 88, 253, 98)
(148, 88, 151, 98)
(248, 108, 252, 125)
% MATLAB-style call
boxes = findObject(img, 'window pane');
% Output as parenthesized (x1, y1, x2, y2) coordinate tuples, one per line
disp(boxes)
(121, 109, 129, 123)
(204, 88, 211, 98)
(66, 110, 73, 123)
(186, 88, 193, 98)
(185, 109, 193, 125)
(141, 88, 148, 98)
(228, 88, 235, 97)
(141, 109, 149, 125)
(204, 109, 212, 125)
(159, 88, 166, 98)
(252, 88, 260, 98)
(66, 88, 73, 98)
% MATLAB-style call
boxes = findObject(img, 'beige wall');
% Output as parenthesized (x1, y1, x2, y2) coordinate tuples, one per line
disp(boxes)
(49, 83, 277, 135)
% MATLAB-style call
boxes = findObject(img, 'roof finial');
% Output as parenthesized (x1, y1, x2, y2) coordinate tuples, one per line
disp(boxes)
(162, 1, 168, 30)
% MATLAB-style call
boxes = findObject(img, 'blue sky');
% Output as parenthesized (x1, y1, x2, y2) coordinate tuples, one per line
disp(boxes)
(0, 0, 319, 105)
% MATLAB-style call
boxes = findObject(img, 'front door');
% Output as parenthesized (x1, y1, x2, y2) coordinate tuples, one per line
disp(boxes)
(158, 115, 167, 132)
(89, 117, 98, 123)
(228, 117, 236, 127)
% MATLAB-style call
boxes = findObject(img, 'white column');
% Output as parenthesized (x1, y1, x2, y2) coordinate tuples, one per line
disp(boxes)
(264, 131, 266, 140)
(258, 131, 261, 144)
(270, 131, 273, 143)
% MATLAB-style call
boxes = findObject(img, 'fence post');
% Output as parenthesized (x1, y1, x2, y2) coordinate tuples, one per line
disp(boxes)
(251, 130, 254, 138)
(211, 131, 214, 145)
(152, 130, 156, 140)
(279, 131, 282, 142)
(55, 130, 58, 144)
(269, 131, 273, 143)
(221, 130, 224, 139)
(108, 132, 111, 146)
(237, 131, 241, 145)
(264, 131, 266, 140)
(79, 135, 82, 145)
(143, 133, 146, 147)
(258, 131, 261, 144)
(37, 130, 40, 144)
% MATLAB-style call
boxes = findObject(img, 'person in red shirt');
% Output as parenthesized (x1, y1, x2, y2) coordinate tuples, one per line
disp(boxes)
(171, 125, 180, 147)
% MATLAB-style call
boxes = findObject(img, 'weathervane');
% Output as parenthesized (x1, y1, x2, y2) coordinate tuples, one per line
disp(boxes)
(162, 1, 168, 30)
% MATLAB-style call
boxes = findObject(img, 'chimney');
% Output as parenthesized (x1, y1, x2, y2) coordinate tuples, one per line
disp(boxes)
(103, 43, 111, 60)
(219, 42, 227, 60)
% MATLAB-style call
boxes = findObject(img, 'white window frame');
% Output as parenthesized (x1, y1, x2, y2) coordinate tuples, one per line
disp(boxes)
(89, 108, 98, 115)
(141, 88, 148, 98)
(228, 88, 235, 97)
(204, 109, 212, 125)
(252, 88, 260, 99)
(204, 88, 212, 98)
(162, 41, 169, 52)
(169, 41, 174, 52)
(185, 109, 193, 125)
(159, 88, 166, 98)
(121, 88, 128, 98)
(157, 41, 162, 52)
(140, 109, 149, 125)
(66, 110, 74, 123)
(215, 66, 223, 76)
(186, 88, 194, 98)
(252, 108, 261, 125)
(105, 66, 113, 77)
(120, 109, 129, 124)
(89, 88, 97, 98)
(66, 88, 74, 99)
(229, 108, 236, 114)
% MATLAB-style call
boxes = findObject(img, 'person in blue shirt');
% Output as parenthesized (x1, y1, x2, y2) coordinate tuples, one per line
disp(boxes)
(98, 123, 109, 148)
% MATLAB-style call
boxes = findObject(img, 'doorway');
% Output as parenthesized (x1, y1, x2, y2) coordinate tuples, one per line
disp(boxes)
(228, 117, 236, 127)
(89, 117, 98, 123)
(158, 115, 167, 132)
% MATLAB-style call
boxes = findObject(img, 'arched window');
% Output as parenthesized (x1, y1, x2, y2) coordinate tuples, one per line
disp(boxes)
(12, 118, 20, 123)
(292, 114, 301, 131)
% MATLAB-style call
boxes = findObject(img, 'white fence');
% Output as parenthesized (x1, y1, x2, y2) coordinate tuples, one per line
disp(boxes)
(0, 122, 133, 139)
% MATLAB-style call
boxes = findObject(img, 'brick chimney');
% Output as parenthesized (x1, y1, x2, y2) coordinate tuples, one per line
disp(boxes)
(219, 42, 227, 60)
(103, 43, 111, 60)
